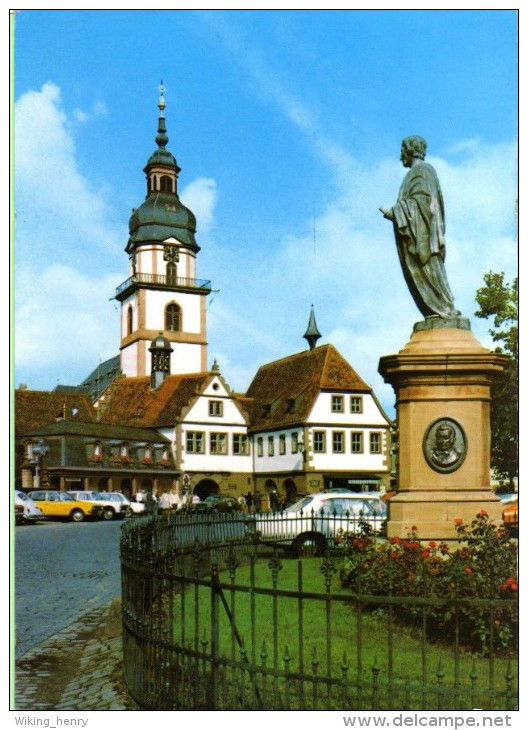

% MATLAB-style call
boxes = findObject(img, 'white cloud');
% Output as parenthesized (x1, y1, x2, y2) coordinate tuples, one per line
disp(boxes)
(15, 263, 121, 387)
(14, 83, 123, 388)
(73, 99, 108, 123)
(15, 82, 122, 263)
(181, 178, 218, 235)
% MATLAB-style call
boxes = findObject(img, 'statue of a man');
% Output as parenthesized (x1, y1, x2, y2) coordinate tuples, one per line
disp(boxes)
(380, 136, 460, 319)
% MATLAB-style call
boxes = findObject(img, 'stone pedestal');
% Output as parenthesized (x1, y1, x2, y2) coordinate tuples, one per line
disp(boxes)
(378, 318, 508, 540)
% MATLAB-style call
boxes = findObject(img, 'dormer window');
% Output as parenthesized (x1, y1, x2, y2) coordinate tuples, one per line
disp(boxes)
(120, 443, 130, 462)
(143, 446, 152, 463)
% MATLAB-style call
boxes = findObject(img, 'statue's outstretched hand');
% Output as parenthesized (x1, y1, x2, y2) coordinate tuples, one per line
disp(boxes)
(379, 206, 394, 221)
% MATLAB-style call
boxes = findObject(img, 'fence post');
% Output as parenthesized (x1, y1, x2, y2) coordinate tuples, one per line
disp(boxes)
(209, 556, 220, 710)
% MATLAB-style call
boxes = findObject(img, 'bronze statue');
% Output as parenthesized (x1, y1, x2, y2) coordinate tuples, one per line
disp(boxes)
(380, 136, 460, 319)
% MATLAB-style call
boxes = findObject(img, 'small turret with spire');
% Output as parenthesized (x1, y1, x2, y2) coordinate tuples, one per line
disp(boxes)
(303, 305, 322, 350)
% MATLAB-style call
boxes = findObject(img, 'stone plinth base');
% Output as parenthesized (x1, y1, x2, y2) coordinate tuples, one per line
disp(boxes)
(386, 489, 502, 541)
(379, 321, 508, 541)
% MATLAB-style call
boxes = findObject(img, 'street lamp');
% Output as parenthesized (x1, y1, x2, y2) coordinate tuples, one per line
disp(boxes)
(32, 439, 50, 490)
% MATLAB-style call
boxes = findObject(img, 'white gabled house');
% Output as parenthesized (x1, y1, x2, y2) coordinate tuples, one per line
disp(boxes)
(246, 344, 393, 507)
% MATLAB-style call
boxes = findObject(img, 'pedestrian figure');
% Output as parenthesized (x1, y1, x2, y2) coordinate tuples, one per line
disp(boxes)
(145, 491, 157, 513)
(158, 492, 171, 510)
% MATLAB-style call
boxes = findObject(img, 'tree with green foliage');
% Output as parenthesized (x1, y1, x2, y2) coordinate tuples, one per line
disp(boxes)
(475, 272, 518, 487)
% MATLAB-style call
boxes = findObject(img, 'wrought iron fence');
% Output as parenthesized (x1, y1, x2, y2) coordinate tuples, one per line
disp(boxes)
(120, 510, 518, 711)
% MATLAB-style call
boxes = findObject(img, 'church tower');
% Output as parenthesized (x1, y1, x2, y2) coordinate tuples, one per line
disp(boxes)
(115, 84, 211, 377)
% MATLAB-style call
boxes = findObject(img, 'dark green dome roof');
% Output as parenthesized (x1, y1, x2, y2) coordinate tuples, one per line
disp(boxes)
(128, 192, 198, 249)
(127, 86, 199, 252)
(145, 148, 179, 169)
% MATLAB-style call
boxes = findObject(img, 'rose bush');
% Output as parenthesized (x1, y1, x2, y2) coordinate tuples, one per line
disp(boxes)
(339, 513, 518, 652)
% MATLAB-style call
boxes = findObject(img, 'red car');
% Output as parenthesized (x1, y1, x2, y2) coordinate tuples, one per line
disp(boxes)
(502, 498, 518, 537)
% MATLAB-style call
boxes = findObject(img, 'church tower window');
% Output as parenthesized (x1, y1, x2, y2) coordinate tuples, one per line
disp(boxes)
(165, 303, 181, 332)
(166, 262, 177, 285)
(127, 306, 133, 335)
(160, 175, 173, 193)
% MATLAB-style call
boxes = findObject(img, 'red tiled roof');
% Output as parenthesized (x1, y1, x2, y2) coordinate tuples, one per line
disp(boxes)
(98, 374, 212, 427)
(246, 344, 371, 431)
(15, 390, 96, 434)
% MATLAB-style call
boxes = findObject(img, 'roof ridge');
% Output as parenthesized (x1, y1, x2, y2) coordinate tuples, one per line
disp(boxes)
(253, 344, 331, 372)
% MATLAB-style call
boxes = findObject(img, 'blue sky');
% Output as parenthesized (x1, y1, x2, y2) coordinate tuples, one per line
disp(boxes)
(13, 9, 518, 416)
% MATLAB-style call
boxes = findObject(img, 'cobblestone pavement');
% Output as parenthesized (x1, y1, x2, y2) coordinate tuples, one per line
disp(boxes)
(14, 599, 139, 711)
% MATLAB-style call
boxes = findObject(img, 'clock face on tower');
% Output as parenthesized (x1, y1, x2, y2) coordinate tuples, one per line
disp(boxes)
(163, 245, 179, 264)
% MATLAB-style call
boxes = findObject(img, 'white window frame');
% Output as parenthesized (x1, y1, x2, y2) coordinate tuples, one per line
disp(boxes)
(210, 432, 228, 455)
(208, 400, 223, 417)
(186, 431, 204, 454)
(233, 434, 249, 455)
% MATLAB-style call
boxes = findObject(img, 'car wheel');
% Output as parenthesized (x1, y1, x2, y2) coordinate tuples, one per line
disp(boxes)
(123, 506, 133, 518)
(102, 507, 115, 521)
(70, 509, 84, 523)
(293, 533, 326, 558)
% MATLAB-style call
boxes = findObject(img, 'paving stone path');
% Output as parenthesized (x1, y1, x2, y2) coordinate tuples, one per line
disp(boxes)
(14, 599, 139, 711)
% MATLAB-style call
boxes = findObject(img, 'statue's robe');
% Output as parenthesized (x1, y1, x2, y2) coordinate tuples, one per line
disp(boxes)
(392, 161, 458, 318)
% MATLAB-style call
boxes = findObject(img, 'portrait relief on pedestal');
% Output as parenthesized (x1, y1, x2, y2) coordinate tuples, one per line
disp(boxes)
(423, 418, 467, 474)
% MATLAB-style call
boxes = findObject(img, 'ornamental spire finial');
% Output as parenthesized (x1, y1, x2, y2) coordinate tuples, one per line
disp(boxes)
(158, 80, 166, 115)
(155, 80, 168, 149)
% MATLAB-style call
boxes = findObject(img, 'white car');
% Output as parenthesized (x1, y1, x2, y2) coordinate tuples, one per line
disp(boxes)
(248, 491, 387, 556)
(67, 491, 132, 520)
(15, 490, 45, 525)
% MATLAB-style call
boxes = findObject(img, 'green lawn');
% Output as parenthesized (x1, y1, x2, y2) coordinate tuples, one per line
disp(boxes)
(173, 556, 517, 709)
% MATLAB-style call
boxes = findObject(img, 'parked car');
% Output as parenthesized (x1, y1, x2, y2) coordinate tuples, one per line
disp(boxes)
(247, 491, 387, 556)
(502, 496, 518, 537)
(201, 495, 242, 512)
(28, 490, 104, 522)
(14, 490, 45, 525)
(127, 499, 146, 515)
(67, 491, 132, 520)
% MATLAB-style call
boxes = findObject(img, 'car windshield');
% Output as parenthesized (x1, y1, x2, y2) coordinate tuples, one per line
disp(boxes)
(369, 500, 387, 516)
(16, 492, 30, 502)
(286, 496, 314, 513)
